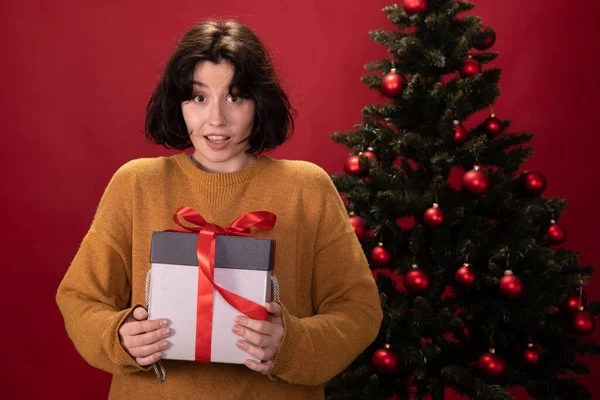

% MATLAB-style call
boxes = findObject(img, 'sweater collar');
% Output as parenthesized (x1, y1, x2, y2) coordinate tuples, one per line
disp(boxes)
(174, 152, 272, 185)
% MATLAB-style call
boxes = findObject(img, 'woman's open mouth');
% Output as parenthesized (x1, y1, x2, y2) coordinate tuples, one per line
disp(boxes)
(204, 135, 232, 150)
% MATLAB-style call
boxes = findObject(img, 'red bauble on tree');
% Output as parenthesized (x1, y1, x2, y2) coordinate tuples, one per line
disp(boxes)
(381, 68, 405, 98)
(404, 264, 430, 295)
(372, 347, 399, 374)
(460, 56, 482, 78)
(523, 343, 540, 367)
(478, 349, 506, 379)
(402, 0, 428, 15)
(563, 294, 587, 314)
(474, 26, 496, 51)
(462, 165, 490, 195)
(371, 243, 392, 267)
(453, 120, 469, 144)
(455, 263, 476, 289)
(521, 171, 547, 196)
(483, 113, 502, 137)
(547, 220, 567, 245)
(362, 147, 378, 164)
(499, 270, 523, 299)
(349, 212, 366, 240)
(571, 307, 596, 336)
(423, 203, 444, 227)
(396, 215, 416, 231)
(344, 154, 367, 177)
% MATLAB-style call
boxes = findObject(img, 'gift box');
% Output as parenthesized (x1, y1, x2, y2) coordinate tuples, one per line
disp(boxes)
(147, 230, 275, 364)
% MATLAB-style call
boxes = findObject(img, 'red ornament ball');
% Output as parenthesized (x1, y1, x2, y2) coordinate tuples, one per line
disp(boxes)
(474, 26, 496, 51)
(478, 350, 506, 379)
(371, 243, 392, 268)
(362, 147, 378, 163)
(521, 171, 547, 196)
(453, 120, 469, 144)
(523, 344, 540, 367)
(462, 166, 489, 195)
(381, 68, 405, 98)
(423, 203, 444, 228)
(460, 58, 482, 78)
(349, 213, 366, 240)
(404, 266, 430, 296)
(396, 215, 416, 231)
(344, 155, 367, 177)
(455, 263, 476, 289)
(548, 305, 560, 316)
(499, 270, 523, 299)
(571, 308, 596, 336)
(483, 113, 502, 137)
(402, 0, 428, 15)
(547, 220, 567, 245)
(372, 348, 399, 374)
(563, 294, 587, 314)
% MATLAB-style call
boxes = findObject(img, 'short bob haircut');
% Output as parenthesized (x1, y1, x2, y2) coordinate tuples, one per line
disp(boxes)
(144, 20, 294, 154)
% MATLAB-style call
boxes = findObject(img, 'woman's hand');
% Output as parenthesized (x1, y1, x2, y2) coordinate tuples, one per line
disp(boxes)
(232, 302, 284, 372)
(119, 307, 170, 366)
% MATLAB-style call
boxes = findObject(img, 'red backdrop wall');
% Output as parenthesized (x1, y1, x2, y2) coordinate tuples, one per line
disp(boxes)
(1, 1, 599, 398)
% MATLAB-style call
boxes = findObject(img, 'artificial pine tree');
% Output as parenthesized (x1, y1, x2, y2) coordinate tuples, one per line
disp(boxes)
(325, 1, 600, 399)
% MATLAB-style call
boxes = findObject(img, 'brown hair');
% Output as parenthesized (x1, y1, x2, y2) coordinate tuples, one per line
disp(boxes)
(144, 20, 294, 153)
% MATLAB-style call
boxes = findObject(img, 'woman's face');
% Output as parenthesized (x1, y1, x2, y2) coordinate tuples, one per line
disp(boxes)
(181, 61, 256, 173)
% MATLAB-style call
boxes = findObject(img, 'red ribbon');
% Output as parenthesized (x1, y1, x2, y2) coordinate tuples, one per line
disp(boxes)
(168, 206, 277, 362)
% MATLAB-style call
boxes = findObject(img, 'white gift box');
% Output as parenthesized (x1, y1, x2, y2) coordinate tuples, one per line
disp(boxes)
(147, 231, 274, 364)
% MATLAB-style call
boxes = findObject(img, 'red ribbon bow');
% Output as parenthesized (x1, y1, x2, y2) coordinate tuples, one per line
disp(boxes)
(169, 206, 277, 362)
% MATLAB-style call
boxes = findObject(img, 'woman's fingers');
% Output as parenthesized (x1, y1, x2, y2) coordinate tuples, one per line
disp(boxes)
(123, 326, 171, 349)
(135, 351, 164, 367)
(244, 359, 273, 373)
(120, 318, 168, 337)
(129, 338, 169, 359)
(235, 338, 275, 362)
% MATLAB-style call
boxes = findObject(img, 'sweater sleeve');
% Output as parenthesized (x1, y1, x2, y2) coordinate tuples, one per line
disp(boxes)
(56, 164, 150, 374)
(268, 167, 383, 385)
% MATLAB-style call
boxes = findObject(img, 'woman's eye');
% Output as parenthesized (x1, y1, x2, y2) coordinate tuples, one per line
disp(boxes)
(227, 94, 241, 103)
(193, 95, 205, 103)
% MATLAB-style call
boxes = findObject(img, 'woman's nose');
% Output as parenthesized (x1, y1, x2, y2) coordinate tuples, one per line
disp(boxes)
(208, 101, 226, 127)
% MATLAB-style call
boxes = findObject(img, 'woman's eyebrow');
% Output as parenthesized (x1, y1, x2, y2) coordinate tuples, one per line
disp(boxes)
(192, 80, 206, 87)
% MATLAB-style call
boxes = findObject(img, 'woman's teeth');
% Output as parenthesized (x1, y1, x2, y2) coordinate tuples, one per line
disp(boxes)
(206, 135, 229, 143)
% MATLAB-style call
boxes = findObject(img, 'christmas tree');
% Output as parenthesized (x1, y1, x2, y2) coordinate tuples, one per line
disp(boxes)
(325, 1, 600, 399)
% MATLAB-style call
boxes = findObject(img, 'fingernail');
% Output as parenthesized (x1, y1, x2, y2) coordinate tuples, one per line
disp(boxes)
(156, 352, 162, 360)
(234, 316, 244, 324)
(161, 341, 168, 349)
(232, 325, 241, 334)
(244, 360, 252, 367)
(236, 340, 247, 350)
(162, 328, 170, 337)
(160, 319, 168, 327)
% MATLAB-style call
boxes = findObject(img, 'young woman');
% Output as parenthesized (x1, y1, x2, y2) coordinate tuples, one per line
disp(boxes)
(57, 20, 382, 400)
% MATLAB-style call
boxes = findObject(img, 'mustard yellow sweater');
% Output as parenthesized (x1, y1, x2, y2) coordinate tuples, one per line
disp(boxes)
(57, 153, 382, 400)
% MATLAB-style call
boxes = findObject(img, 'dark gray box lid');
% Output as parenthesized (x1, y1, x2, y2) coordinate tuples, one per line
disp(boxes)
(150, 231, 274, 271)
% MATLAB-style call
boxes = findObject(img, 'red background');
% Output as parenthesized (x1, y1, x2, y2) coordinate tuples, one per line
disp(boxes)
(1, 1, 599, 398)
